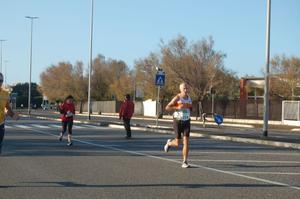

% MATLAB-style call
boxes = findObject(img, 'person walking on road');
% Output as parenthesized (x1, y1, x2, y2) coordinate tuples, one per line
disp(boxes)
(119, 94, 134, 138)
(0, 73, 19, 155)
(164, 82, 192, 168)
(58, 95, 75, 146)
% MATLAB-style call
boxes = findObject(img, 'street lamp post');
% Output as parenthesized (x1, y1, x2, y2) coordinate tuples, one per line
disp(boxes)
(4, 60, 8, 87)
(263, 0, 271, 137)
(0, 39, 7, 74)
(87, 0, 94, 120)
(25, 16, 38, 115)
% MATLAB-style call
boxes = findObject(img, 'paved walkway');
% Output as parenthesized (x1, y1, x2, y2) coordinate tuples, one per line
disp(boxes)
(21, 110, 300, 150)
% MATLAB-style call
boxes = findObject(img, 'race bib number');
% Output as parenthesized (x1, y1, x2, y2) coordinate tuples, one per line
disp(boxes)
(173, 109, 190, 121)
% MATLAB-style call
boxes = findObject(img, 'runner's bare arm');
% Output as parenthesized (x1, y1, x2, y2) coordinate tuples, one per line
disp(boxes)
(5, 101, 19, 120)
(165, 95, 179, 111)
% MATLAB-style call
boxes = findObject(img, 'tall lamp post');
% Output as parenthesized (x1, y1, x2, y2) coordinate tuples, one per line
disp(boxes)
(4, 60, 8, 87)
(87, 0, 94, 120)
(263, 0, 271, 137)
(0, 39, 7, 73)
(25, 16, 38, 115)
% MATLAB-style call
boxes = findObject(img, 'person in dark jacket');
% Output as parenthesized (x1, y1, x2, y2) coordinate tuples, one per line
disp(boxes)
(58, 95, 75, 146)
(119, 94, 134, 138)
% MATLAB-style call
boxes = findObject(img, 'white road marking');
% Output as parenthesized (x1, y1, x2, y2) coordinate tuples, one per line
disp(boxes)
(30, 124, 51, 129)
(188, 151, 300, 156)
(233, 171, 300, 175)
(291, 128, 300, 132)
(185, 159, 300, 164)
(81, 124, 98, 128)
(192, 146, 267, 149)
(73, 125, 84, 129)
(22, 127, 300, 191)
(108, 124, 123, 129)
(14, 124, 32, 129)
(6, 123, 115, 131)
(81, 125, 108, 130)
(48, 124, 62, 128)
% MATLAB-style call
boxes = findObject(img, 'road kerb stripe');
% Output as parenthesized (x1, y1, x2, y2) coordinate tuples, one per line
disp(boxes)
(112, 125, 300, 150)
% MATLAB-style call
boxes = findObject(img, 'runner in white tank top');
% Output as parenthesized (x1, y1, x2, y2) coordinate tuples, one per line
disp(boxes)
(164, 82, 192, 168)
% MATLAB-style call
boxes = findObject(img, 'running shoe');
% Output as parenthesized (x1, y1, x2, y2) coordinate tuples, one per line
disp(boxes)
(67, 142, 73, 146)
(164, 139, 171, 152)
(182, 161, 190, 168)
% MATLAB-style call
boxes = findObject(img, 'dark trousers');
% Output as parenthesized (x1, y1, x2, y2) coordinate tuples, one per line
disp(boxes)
(0, 124, 5, 154)
(62, 121, 73, 135)
(123, 118, 131, 137)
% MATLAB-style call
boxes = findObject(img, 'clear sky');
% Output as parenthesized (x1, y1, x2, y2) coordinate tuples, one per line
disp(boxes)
(1, 0, 299, 85)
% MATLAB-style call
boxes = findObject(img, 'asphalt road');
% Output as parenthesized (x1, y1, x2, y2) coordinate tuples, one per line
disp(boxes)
(1, 118, 300, 199)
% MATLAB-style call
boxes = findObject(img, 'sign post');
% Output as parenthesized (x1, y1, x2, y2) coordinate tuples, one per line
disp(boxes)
(155, 70, 165, 127)
(10, 92, 18, 110)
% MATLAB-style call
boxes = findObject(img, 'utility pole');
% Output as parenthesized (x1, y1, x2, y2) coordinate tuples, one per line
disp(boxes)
(0, 39, 7, 73)
(263, 0, 271, 137)
(25, 16, 38, 115)
(87, 0, 94, 120)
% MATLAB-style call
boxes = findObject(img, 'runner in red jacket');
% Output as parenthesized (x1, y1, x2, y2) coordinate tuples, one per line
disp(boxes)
(58, 95, 75, 146)
(119, 94, 134, 138)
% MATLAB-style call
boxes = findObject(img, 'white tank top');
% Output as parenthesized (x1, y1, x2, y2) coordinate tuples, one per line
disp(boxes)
(173, 95, 192, 121)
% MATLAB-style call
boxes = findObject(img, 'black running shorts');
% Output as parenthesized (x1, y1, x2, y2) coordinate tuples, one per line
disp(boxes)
(62, 120, 73, 135)
(173, 119, 190, 139)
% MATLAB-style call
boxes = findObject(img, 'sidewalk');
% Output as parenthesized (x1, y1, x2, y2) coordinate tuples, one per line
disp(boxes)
(23, 110, 300, 150)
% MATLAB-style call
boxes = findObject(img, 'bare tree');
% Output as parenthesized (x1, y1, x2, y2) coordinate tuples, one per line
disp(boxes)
(91, 55, 111, 100)
(134, 53, 161, 100)
(108, 59, 133, 100)
(72, 61, 88, 113)
(91, 55, 133, 101)
(40, 62, 74, 102)
(161, 35, 230, 100)
(160, 36, 239, 117)
(270, 55, 300, 99)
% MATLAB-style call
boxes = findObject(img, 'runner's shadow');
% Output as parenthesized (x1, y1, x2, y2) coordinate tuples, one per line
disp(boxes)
(8, 181, 284, 189)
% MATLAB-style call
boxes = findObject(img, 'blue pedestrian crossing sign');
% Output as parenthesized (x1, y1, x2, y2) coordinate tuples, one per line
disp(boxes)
(155, 73, 165, 86)
(214, 114, 223, 125)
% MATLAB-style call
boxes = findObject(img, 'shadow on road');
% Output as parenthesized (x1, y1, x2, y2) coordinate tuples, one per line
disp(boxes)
(0, 181, 285, 189)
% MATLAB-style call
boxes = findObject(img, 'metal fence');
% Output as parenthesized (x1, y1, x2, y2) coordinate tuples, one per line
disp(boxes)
(77, 99, 283, 121)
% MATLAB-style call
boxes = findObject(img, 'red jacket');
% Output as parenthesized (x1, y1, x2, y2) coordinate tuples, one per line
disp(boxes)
(60, 102, 75, 122)
(119, 100, 134, 119)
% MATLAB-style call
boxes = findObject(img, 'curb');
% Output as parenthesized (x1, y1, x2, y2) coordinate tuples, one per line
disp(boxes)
(118, 125, 300, 150)
(21, 114, 300, 150)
